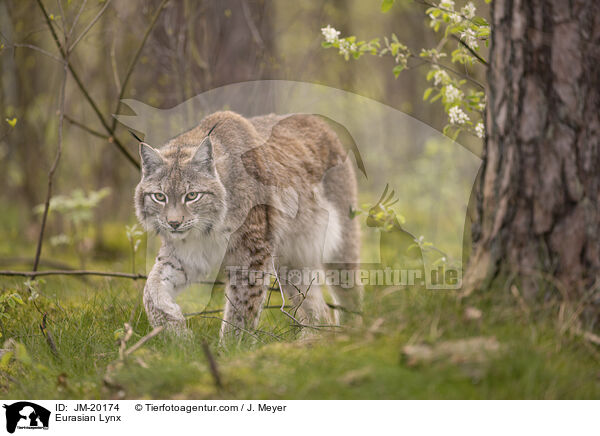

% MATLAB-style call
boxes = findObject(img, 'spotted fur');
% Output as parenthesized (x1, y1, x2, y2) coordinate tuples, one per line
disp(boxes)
(135, 111, 362, 339)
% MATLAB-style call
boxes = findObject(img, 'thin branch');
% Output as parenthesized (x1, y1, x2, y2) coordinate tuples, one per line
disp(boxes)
(452, 35, 488, 66)
(416, 0, 490, 32)
(124, 325, 164, 357)
(64, 114, 110, 139)
(326, 302, 362, 315)
(196, 315, 264, 343)
(411, 56, 485, 90)
(0, 269, 223, 285)
(110, 34, 121, 93)
(68, 0, 88, 40)
(110, 0, 170, 132)
(55, 0, 67, 43)
(11, 43, 63, 63)
(32, 30, 68, 275)
(0, 269, 147, 279)
(271, 257, 320, 330)
(184, 305, 290, 317)
(118, 323, 134, 360)
(68, 0, 112, 53)
(35, 0, 139, 168)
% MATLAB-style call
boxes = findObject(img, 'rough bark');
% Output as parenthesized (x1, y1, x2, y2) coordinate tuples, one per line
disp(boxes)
(465, 0, 600, 312)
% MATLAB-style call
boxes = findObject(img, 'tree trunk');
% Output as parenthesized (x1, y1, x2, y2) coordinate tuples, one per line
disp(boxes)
(465, 0, 600, 313)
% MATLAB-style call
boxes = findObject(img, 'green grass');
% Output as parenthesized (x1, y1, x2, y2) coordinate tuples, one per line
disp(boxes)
(0, 274, 598, 400)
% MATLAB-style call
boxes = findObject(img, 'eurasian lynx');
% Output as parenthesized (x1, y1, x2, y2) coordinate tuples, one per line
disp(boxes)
(135, 111, 362, 339)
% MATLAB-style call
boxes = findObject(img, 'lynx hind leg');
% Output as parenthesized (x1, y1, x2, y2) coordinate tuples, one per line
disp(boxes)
(324, 205, 364, 326)
(322, 158, 364, 326)
(327, 250, 364, 326)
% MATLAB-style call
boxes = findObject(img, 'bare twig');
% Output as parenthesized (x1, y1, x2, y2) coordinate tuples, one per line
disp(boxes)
(11, 43, 63, 62)
(68, 0, 112, 53)
(0, 269, 222, 285)
(118, 323, 133, 360)
(326, 302, 362, 315)
(124, 325, 164, 357)
(64, 114, 110, 139)
(201, 340, 222, 389)
(271, 258, 304, 328)
(184, 305, 290, 318)
(110, 35, 121, 93)
(195, 315, 264, 343)
(0, 269, 146, 280)
(35, 0, 139, 168)
(31, 25, 68, 276)
(68, 0, 88, 40)
(110, 0, 170, 132)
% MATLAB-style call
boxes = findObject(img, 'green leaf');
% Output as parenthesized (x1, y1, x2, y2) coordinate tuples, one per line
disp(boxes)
(381, 0, 395, 13)
(393, 64, 405, 78)
(423, 88, 434, 101)
(472, 16, 489, 26)
(430, 93, 442, 103)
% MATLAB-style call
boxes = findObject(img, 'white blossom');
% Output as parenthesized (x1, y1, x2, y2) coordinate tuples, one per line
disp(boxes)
(439, 0, 454, 10)
(321, 25, 340, 44)
(433, 69, 450, 86)
(449, 13, 461, 23)
(461, 2, 476, 19)
(444, 84, 463, 103)
(475, 122, 485, 138)
(460, 28, 479, 49)
(448, 106, 469, 125)
(338, 39, 350, 56)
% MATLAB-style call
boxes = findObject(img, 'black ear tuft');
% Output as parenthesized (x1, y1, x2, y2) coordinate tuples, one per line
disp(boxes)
(191, 136, 215, 175)
(139, 143, 163, 175)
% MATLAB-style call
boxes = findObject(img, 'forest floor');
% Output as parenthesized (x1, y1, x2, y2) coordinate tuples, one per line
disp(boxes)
(0, 271, 599, 399)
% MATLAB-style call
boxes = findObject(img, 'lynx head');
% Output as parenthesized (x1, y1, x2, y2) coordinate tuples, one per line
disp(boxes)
(134, 136, 226, 240)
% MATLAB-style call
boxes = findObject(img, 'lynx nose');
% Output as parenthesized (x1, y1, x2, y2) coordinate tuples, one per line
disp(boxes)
(168, 220, 181, 230)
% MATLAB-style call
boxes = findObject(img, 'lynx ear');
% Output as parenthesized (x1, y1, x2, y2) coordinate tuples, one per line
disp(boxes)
(191, 136, 215, 176)
(139, 142, 163, 175)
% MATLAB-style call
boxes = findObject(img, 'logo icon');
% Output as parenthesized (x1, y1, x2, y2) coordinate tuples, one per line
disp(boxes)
(3, 402, 50, 433)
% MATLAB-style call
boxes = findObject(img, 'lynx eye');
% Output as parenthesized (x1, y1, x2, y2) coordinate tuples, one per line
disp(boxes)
(184, 192, 201, 203)
(151, 192, 166, 204)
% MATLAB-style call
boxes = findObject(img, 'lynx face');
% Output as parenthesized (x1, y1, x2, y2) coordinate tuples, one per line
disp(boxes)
(134, 138, 226, 240)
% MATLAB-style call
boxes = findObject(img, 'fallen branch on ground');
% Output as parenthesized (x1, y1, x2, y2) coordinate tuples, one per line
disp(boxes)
(0, 269, 222, 284)
(0, 270, 147, 280)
